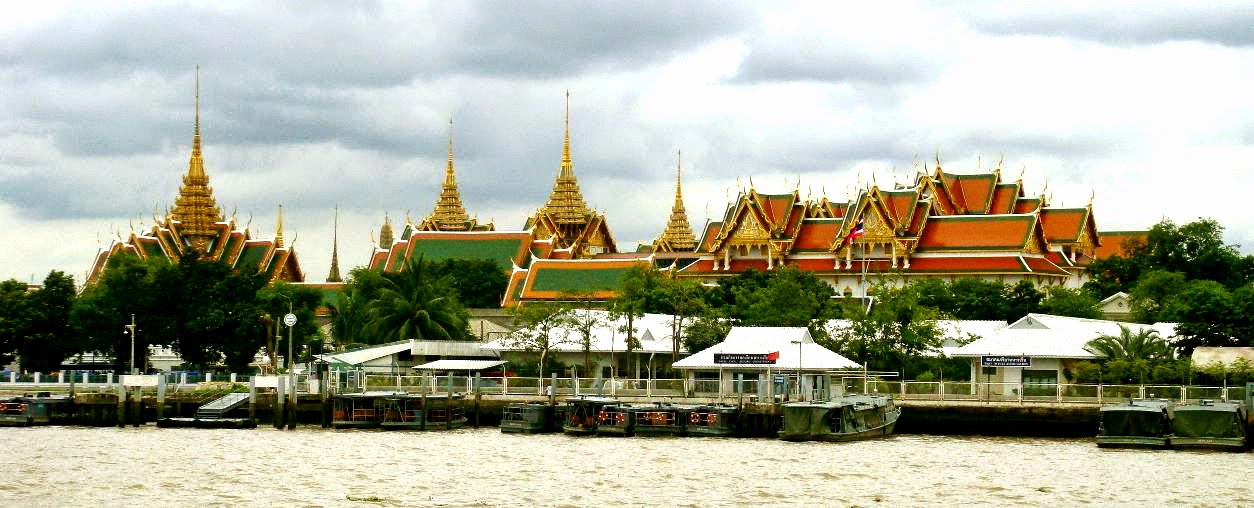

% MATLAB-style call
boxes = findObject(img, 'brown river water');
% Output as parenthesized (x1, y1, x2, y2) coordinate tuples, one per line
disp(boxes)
(2, 426, 1250, 507)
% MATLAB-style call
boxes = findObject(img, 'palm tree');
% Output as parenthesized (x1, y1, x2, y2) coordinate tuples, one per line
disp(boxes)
(1086, 325, 1174, 361)
(1086, 325, 1176, 385)
(368, 255, 469, 341)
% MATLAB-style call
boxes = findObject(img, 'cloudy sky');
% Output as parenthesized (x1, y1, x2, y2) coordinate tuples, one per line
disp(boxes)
(3, 1, 1253, 284)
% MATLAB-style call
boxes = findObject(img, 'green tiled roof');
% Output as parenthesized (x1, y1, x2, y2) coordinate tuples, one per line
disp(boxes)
(237, 244, 269, 271)
(531, 266, 633, 292)
(218, 234, 242, 263)
(141, 241, 166, 259)
(411, 238, 524, 270)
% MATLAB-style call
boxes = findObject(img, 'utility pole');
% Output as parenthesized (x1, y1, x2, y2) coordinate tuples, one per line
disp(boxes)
(124, 314, 137, 375)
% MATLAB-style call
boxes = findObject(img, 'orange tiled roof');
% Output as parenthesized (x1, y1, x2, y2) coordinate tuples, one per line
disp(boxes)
(698, 222, 722, 253)
(793, 220, 841, 251)
(1095, 231, 1148, 258)
(916, 215, 1036, 251)
(988, 184, 1020, 215)
(1039, 208, 1088, 243)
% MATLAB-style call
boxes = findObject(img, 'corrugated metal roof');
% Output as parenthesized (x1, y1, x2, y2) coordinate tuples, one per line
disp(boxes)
(413, 359, 507, 371)
(481, 310, 674, 354)
(318, 340, 414, 366)
(673, 326, 860, 370)
(950, 328, 1098, 359)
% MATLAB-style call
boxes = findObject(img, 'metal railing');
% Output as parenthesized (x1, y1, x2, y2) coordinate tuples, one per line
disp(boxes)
(2, 371, 1247, 405)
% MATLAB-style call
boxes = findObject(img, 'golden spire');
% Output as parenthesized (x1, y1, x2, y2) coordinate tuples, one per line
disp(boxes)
(430, 116, 471, 230)
(275, 204, 285, 248)
(379, 212, 394, 247)
(169, 65, 223, 253)
(541, 90, 592, 224)
(659, 149, 697, 251)
(327, 206, 342, 282)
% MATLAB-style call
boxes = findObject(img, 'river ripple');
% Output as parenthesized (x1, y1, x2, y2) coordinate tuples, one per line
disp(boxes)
(1, 426, 1250, 507)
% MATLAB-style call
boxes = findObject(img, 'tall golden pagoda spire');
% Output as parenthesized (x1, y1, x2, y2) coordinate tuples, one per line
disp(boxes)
(327, 206, 342, 283)
(169, 65, 223, 253)
(658, 149, 697, 251)
(275, 204, 285, 248)
(542, 90, 591, 224)
(430, 116, 471, 230)
(378, 212, 394, 247)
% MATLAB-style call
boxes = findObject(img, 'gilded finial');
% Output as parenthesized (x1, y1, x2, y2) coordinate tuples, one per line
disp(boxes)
(275, 203, 284, 248)
(976, 154, 982, 172)
(562, 89, 572, 168)
(1088, 189, 1095, 207)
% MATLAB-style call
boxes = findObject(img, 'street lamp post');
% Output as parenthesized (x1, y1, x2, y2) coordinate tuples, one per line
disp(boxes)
(124, 314, 137, 375)
(791, 339, 804, 401)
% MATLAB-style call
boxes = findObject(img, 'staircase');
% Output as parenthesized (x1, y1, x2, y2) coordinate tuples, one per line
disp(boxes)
(195, 392, 250, 419)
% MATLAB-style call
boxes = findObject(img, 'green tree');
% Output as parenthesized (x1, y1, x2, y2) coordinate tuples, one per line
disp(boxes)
(0, 279, 32, 366)
(826, 282, 944, 377)
(730, 266, 833, 327)
(505, 301, 570, 377)
(1038, 286, 1100, 319)
(610, 265, 660, 374)
(655, 276, 706, 361)
(682, 309, 731, 356)
(426, 258, 509, 308)
(369, 255, 470, 341)
(1128, 270, 1188, 323)
(70, 253, 161, 373)
(1135, 218, 1248, 288)
(1086, 325, 1174, 384)
(1002, 280, 1043, 321)
(332, 267, 390, 346)
(946, 278, 1006, 320)
(560, 294, 607, 375)
(14, 271, 80, 373)
(1170, 281, 1250, 355)
(257, 281, 325, 371)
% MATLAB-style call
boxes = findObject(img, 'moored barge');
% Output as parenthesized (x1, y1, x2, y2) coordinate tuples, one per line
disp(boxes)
(1167, 400, 1247, 451)
(562, 396, 618, 436)
(1096, 399, 1172, 449)
(779, 395, 900, 442)
(501, 402, 560, 434)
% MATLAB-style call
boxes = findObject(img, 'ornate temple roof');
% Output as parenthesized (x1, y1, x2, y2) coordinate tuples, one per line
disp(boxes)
(326, 207, 343, 283)
(423, 118, 477, 231)
(540, 92, 592, 224)
(654, 151, 697, 252)
(168, 69, 223, 254)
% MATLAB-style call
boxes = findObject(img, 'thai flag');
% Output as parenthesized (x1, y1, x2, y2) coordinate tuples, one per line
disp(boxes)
(766, 351, 779, 362)
(848, 220, 864, 243)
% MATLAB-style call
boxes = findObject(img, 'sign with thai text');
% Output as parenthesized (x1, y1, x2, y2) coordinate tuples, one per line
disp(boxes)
(714, 353, 777, 365)
(981, 356, 1031, 367)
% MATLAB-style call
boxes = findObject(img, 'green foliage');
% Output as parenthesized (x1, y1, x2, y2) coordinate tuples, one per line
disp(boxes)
(1086, 325, 1173, 362)
(912, 278, 1040, 322)
(332, 267, 389, 346)
(257, 281, 325, 370)
(505, 301, 570, 376)
(425, 258, 509, 308)
(1128, 270, 1189, 322)
(825, 282, 944, 376)
(370, 255, 471, 341)
(1170, 282, 1253, 354)
(682, 309, 731, 355)
(0, 279, 33, 366)
(1038, 286, 1100, 319)
(67, 252, 284, 373)
(726, 266, 834, 327)
(13, 271, 78, 373)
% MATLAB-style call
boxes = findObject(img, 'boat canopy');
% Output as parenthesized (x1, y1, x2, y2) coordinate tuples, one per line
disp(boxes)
(1172, 403, 1245, 439)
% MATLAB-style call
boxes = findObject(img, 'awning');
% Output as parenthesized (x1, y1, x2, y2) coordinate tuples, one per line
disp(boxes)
(413, 360, 507, 371)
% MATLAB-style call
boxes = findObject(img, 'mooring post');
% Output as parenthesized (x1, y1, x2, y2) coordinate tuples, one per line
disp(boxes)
(286, 372, 297, 430)
(421, 388, 431, 428)
(249, 378, 257, 421)
(320, 364, 331, 429)
(275, 378, 286, 429)
(549, 373, 557, 406)
(156, 375, 166, 420)
(446, 374, 454, 430)
(473, 373, 481, 429)
(116, 383, 126, 427)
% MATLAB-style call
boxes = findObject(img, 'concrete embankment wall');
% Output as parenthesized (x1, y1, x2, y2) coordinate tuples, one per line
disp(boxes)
(895, 401, 1099, 437)
(51, 393, 1119, 438)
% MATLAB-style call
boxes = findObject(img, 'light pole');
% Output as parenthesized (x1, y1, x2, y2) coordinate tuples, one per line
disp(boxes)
(791, 339, 804, 401)
(278, 293, 295, 373)
(124, 314, 137, 375)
